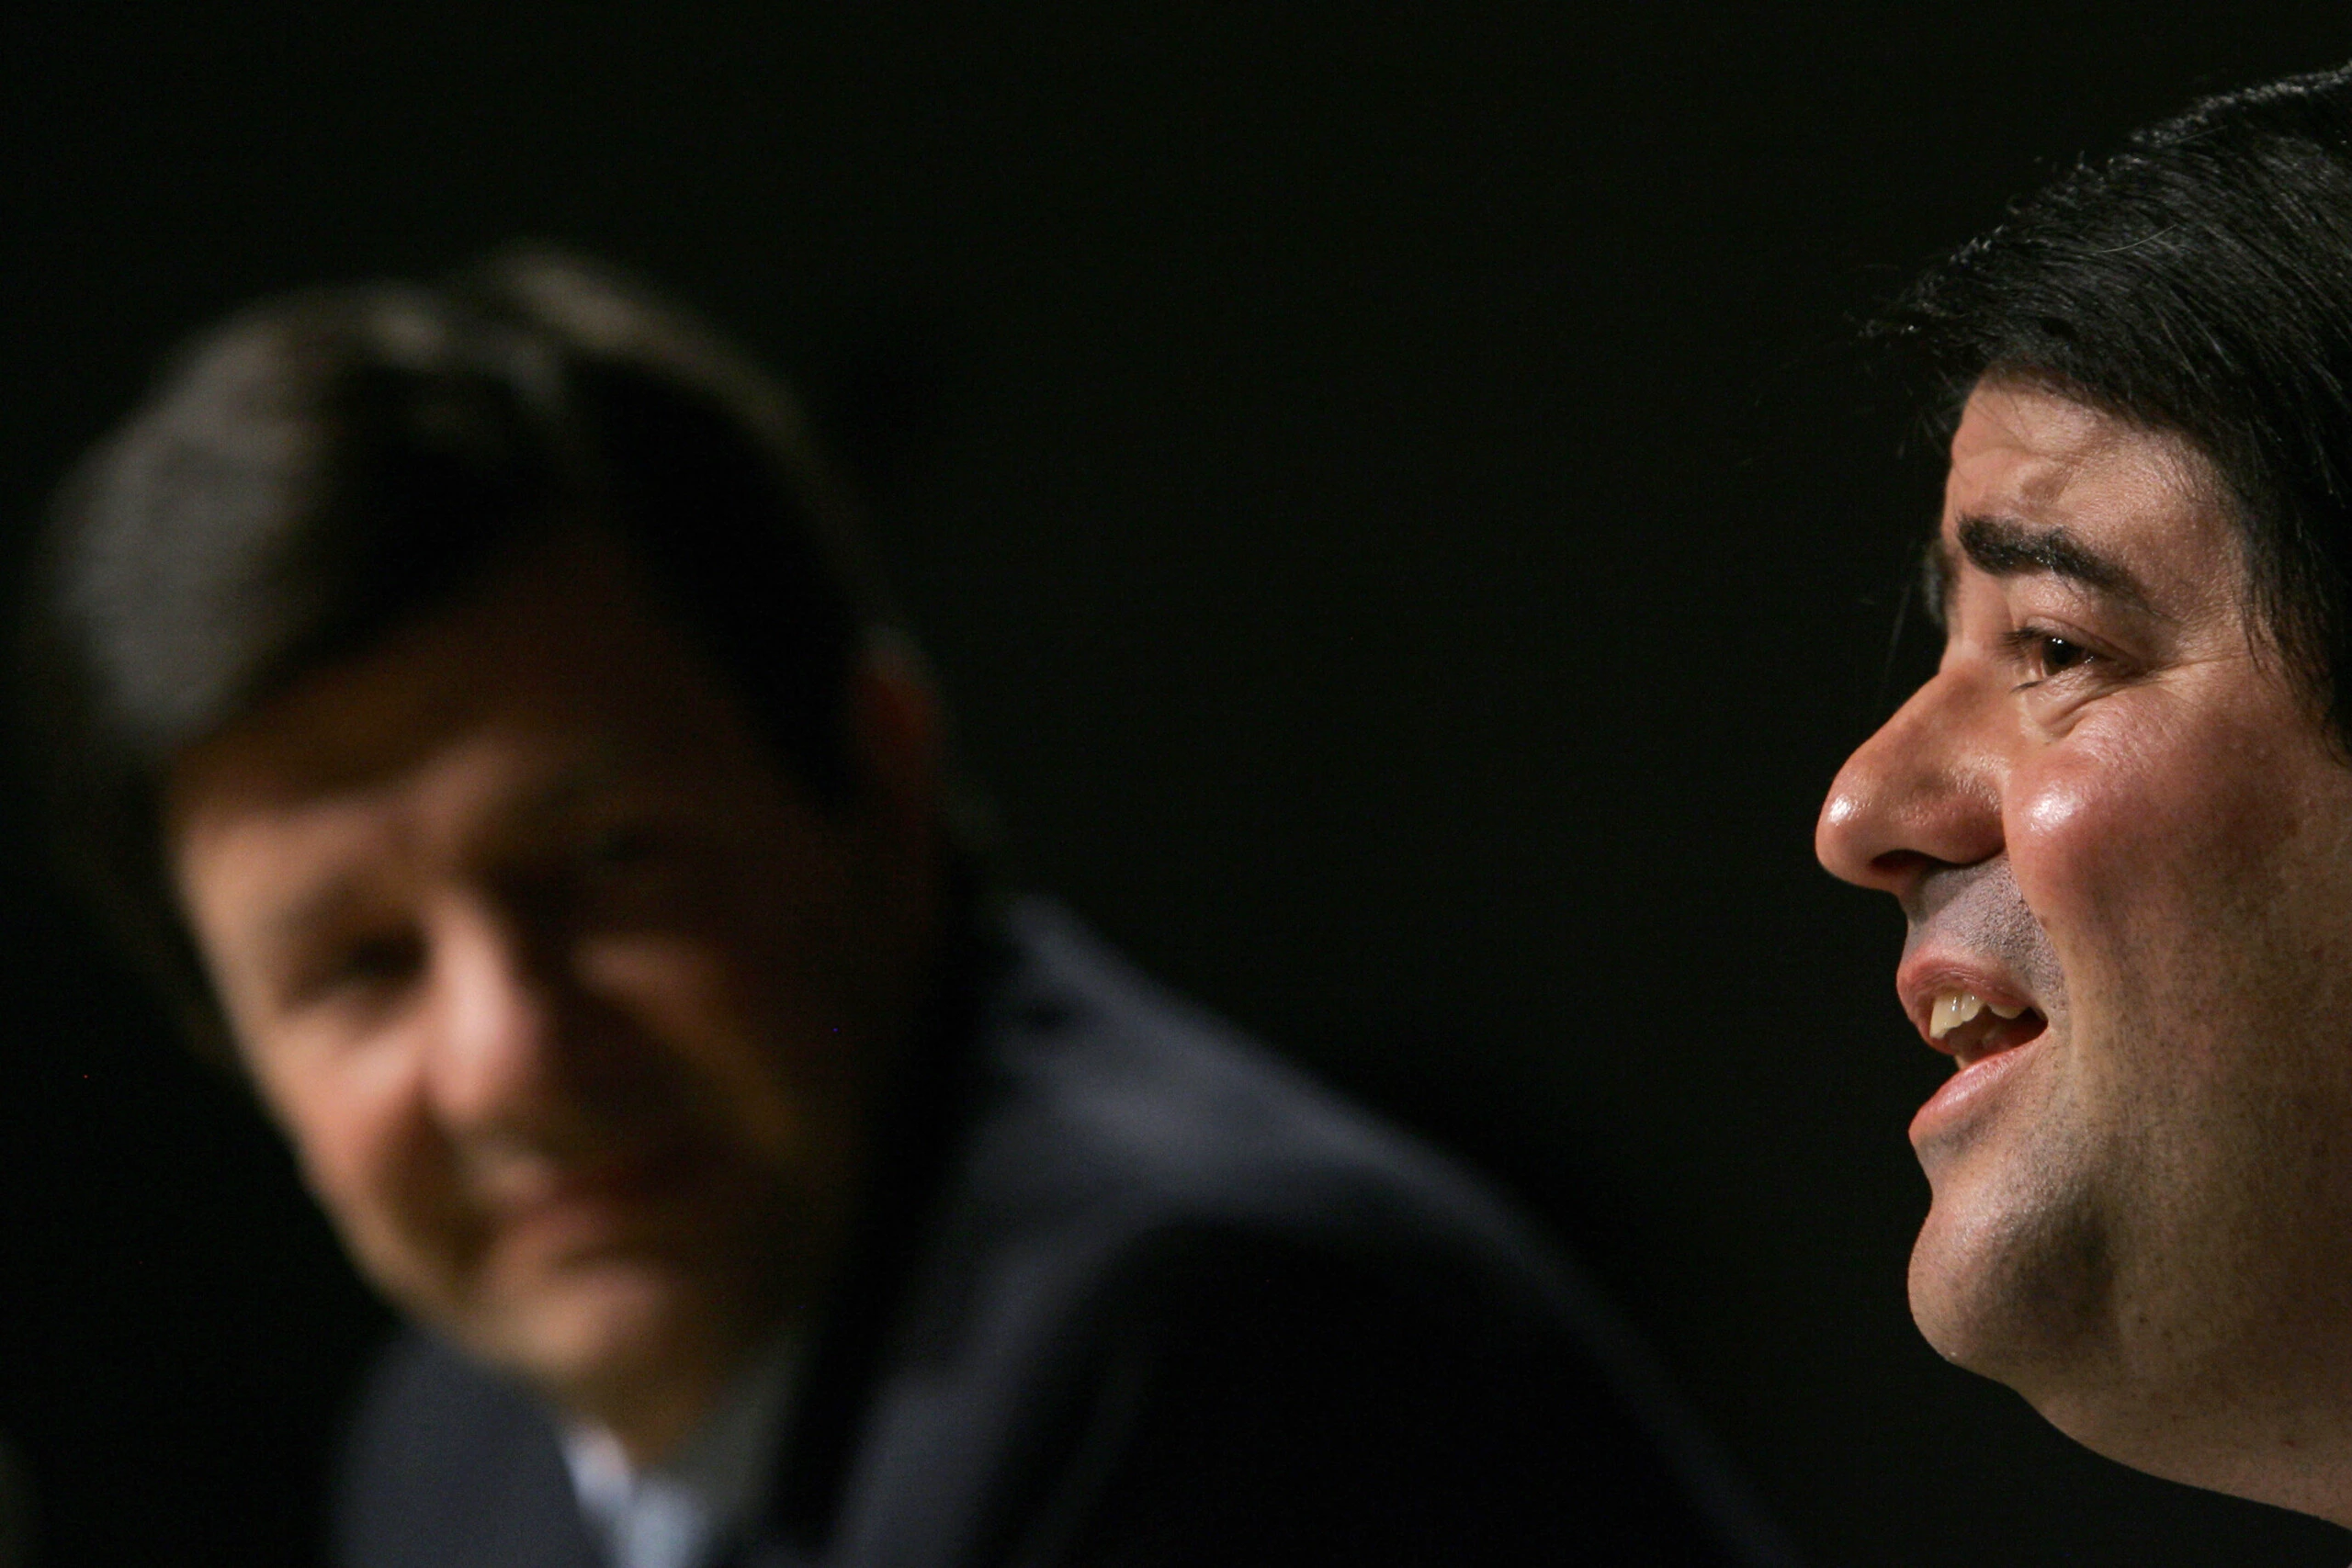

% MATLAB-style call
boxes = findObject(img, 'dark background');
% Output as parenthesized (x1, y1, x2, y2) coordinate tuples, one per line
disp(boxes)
(2, 6, 2349, 1564)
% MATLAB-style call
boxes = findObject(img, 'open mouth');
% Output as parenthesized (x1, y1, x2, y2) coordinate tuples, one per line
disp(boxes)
(1927, 990, 2046, 1068)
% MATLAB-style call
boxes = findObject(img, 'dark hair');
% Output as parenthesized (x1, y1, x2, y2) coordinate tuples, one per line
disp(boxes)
(22, 250, 894, 1055)
(1881, 62, 2352, 746)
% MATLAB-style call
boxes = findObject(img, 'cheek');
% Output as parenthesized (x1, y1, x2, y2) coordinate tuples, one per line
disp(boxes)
(2019, 691, 2292, 896)
(257, 1053, 470, 1284)
(2009, 705, 2352, 1059)
(575, 933, 864, 1156)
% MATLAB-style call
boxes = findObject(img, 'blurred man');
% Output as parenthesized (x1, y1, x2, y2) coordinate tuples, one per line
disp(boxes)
(28, 253, 1783, 1567)
(1818, 65, 2352, 1527)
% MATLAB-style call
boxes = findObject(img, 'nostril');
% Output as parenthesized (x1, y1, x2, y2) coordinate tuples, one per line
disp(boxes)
(1871, 848, 1939, 880)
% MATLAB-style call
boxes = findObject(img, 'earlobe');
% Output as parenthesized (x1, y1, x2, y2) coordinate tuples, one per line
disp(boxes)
(847, 630, 943, 828)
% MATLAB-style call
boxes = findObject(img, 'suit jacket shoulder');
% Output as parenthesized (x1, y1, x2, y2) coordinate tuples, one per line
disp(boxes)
(811, 899, 1788, 1567)
(335, 1329, 600, 1568)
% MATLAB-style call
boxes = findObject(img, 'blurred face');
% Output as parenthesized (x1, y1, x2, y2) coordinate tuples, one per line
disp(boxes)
(167, 538, 939, 1457)
(1816, 383, 2352, 1508)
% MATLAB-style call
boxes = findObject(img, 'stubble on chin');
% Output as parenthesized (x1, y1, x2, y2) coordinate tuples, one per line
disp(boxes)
(1908, 1090, 2119, 1404)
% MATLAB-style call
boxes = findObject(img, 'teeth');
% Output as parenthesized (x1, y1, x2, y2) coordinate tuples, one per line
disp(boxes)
(1929, 991, 1984, 1040)
(1928, 990, 2029, 1038)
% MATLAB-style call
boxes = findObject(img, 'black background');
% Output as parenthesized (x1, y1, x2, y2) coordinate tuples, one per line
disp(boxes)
(3, 6, 2351, 1565)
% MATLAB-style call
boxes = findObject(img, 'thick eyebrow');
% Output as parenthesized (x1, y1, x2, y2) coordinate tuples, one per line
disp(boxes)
(256, 756, 624, 954)
(1931, 513, 2161, 619)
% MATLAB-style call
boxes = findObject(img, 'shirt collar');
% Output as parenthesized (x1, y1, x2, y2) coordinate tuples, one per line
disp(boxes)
(560, 1335, 802, 1568)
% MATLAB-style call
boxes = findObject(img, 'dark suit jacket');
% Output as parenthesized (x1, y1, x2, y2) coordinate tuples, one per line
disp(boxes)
(335, 900, 1794, 1567)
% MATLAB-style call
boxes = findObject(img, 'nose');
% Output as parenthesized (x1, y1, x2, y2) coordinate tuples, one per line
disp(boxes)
(423, 897, 585, 1138)
(1815, 667, 2006, 898)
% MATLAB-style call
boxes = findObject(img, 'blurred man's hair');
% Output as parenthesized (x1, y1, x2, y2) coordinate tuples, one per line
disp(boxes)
(1882, 63, 2352, 747)
(23, 250, 898, 1055)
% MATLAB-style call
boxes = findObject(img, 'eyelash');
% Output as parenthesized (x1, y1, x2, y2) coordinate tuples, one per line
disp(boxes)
(318, 933, 422, 991)
(1999, 623, 2098, 687)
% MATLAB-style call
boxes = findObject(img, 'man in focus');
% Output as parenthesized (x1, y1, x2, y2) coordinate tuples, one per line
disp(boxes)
(1819, 63, 2352, 1528)
(28, 253, 1784, 1566)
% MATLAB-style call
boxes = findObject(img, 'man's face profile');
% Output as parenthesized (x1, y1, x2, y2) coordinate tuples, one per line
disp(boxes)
(1818, 382, 2352, 1491)
(163, 536, 940, 1459)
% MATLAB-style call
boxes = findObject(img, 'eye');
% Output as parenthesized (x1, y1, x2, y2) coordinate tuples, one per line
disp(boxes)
(582, 821, 661, 868)
(286, 929, 425, 1016)
(573, 819, 690, 885)
(2002, 624, 2098, 686)
(2035, 633, 2093, 675)
(563, 817, 710, 921)
(337, 932, 423, 984)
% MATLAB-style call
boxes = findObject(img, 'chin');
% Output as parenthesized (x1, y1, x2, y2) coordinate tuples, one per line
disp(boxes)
(1905, 1164, 2112, 1393)
(1906, 1222, 1996, 1371)
(470, 1257, 739, 1400)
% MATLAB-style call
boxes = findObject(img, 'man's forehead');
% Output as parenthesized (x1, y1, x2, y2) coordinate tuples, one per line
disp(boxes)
(1926, 382, 2243, 618)
(167, 537, 740, 809)
(1944, 383, 2217, 525)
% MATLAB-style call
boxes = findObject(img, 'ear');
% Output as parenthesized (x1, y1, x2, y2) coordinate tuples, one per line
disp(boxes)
(844, 628, 943, 835)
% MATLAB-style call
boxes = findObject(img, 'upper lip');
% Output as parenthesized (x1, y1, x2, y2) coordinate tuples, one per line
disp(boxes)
(1896, 953, 2042, 1059)
(469, 1135, 695, 1220)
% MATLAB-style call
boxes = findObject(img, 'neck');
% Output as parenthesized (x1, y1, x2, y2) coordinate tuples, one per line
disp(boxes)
(580, 1329, 801, 1472)
(599, 1378, 734, 1472)
(565, 1299, 785, 1468)
(2037, 1361, 2352, 1529)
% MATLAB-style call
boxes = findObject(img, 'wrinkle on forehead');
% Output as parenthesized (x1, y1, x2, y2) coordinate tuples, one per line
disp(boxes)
(1962, 378, 2222, 505)
(1951, 382, 2228, 540)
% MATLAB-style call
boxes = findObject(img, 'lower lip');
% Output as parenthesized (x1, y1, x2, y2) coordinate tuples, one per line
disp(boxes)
(501, 1148, 699, 1243)
(500, 1189, 681, 1265)
(1908, 1033, 2047, 1145)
